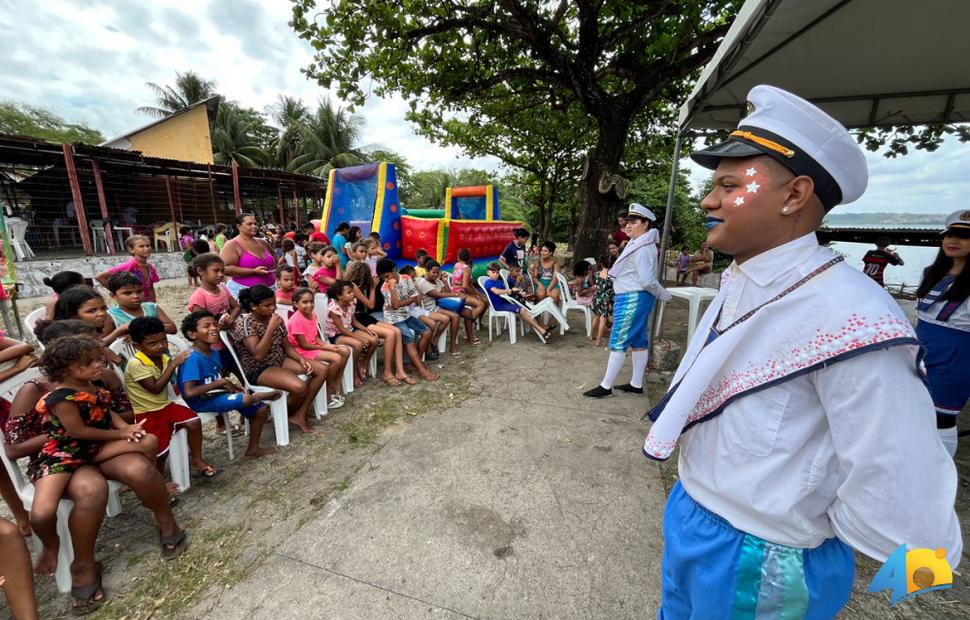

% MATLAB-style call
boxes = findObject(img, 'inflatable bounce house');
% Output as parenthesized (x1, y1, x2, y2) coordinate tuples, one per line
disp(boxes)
(319, 162, 522, 277)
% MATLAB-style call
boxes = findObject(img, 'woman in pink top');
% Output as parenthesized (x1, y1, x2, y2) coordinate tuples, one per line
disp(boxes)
(220, 213, 277, 298)
(285, 288, 350, 408)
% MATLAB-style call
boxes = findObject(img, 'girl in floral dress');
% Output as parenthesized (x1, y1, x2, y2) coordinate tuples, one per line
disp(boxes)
(31, 336, 188, 581)
(591, 256, 615, 346)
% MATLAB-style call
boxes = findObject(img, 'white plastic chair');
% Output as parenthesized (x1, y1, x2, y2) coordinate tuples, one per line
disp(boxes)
(24, 307, 45, 345)
(219, 331, 292, 446)
(314, 293, 354, 394)
(556, 272, 592, 338)
(89, 220, 108, 254)
(478, 276, 519, 344)
(5, 217, 34, 260)
(499, 269, 511, 289)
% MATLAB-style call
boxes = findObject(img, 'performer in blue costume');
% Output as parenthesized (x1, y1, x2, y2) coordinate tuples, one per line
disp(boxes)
(644, 85, 961, 619)
(915, 209, 970, 457)
(584, 203, 671, 398)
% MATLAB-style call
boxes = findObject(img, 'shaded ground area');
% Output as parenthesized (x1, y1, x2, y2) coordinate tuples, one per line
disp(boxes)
(2, 281, 968, 618)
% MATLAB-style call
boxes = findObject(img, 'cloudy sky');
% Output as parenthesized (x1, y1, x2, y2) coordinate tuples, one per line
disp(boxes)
(1, 0, 967, 217)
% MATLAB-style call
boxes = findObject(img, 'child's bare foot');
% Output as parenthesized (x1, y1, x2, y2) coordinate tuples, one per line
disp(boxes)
(35, 544, 58, 575)
(353, 376, 362, 388)
(383, 375, 401, 386)
(254, 390, 283, 402)
(244, 446, 277, 459)
(288, 416, 315, 433)
(398, 374, 416, 385)
(418, 370, 440, 382)
(165, 482, 182, 496)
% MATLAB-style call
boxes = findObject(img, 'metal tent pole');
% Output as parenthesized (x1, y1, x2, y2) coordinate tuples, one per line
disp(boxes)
(652, 130, 684, 342)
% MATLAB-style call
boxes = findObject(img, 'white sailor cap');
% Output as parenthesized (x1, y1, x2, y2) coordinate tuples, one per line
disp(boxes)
(627, 203, 656, 221)
(691, 85, 868, 211)
(943, 209, 970, 232)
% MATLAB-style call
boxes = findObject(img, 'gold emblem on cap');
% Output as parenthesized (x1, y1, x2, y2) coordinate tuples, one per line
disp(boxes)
(960, 210, 970, 221)
(730, 130, 795, 159)
(745, 101, 756, 115)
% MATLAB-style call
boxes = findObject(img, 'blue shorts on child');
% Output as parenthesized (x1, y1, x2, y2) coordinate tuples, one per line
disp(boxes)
(392, 316, 428, 344)
(177, 348, 264, 418)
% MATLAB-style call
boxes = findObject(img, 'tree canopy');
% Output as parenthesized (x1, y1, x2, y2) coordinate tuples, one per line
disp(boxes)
(137, 70, 218, 118)
(0, 101, 104, 144)
(290, 0, 741, 257)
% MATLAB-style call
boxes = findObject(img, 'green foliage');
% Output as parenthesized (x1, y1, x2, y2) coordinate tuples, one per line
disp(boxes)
(211, 104, 270, 168)
(288, 97, 366, 177)
(289, 0, 741, 254)
(137, 70, 218, 118)
(365, 148, 413, 198)
(857, 124, 970, 158)
(268, 95, 310, 168)
(0, 101, 104, 144)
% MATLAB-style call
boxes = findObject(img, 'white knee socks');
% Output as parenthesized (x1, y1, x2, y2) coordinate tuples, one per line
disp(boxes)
(600, 351, 626, 390)
(630, 350, 650, 389)
(939, 426, 957, 457)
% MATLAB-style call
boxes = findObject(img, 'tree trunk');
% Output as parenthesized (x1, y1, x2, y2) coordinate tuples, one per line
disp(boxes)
(574, 116, 631, 259)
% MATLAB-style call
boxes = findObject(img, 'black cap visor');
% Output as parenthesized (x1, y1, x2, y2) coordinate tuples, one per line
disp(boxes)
(690, 139, 765, 170)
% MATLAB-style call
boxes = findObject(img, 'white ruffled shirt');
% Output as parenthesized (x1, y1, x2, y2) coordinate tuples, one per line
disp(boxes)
(679, 233, 962, 566)
(608, 233, 664, 297)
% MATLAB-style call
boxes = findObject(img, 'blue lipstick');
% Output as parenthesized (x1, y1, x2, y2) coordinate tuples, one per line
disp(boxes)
(705, 217, 724, 230)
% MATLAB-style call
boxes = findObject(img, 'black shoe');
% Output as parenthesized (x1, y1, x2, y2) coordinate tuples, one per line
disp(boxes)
(426, 346, 439, 361)
(583, 385, 613, 398)
(615, 383, 644, 395)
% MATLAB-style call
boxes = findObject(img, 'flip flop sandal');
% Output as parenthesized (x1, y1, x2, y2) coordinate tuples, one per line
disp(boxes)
(216, 425, 245, 437)
(193, 466, 223, 480)
(383, 377, 401, 387)
(160, 528, 188, 561)
(70, 562, 105, 616)
(468, 338, 483, 346)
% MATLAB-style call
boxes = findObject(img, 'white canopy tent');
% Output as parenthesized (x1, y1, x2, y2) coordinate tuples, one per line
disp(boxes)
(658, 0, 970, 262)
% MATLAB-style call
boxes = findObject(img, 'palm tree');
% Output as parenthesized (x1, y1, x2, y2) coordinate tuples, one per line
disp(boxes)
(288, 97, 365, 176)
(211, 104, 269, 168)
(137, 71, 218, 118)
(268, 95, 309, 169)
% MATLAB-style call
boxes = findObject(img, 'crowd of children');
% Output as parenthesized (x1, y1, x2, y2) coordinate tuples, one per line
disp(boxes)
(5, 218, 559, 613)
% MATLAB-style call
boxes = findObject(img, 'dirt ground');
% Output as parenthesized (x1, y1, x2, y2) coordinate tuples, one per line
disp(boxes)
(1, 278, 968, 618)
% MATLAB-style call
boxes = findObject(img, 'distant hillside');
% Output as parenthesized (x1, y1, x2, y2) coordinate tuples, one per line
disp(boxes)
(824, 212, 946, 228)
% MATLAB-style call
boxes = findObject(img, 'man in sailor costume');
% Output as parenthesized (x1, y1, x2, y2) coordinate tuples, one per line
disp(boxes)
(584, 203, 671, 398)
(644, 85, 961, 618)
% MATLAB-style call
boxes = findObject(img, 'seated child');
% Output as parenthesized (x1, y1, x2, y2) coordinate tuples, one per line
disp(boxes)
(414, 250, 429, 277)
(279, 239, 299, 270)
(286, 288, 350, 408)
(177, 311, 279, 459)
(570, 260, 596, 307)
(364, 237, 385, 275)
(42, 270, 85, 320)
(451, 248, 486, 343)
(187, 252, 244, 434)
(377, 259, 439, 381)
(307, 245, 341, 295)
(47, 286, 126, 364)
(275, 265, 297, 309)
(349, 242, 368, 264)
(483, 262, 554, 343)
(124, 317, 220, 482)
(400, 265, 455, 359)
(186, 238, 210, 288)
(303, 242, 325, 281)
(32, 336, 187, 567)
(419, 260, 478, 352)
(106, 272, 177, 333)
(326, 280, 380, 387)
(507, 264, 535, 302)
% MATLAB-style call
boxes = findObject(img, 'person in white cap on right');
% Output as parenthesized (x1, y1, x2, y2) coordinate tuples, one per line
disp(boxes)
(643, 85, 960, 618)
(915, 209, 970, 457)
(584, 203, 670, 398)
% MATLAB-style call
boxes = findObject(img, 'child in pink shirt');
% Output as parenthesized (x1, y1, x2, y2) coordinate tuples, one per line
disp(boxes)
(308, 246, 341, 295)
(285, 288, 350, 408)
(95, 235, 159, 302)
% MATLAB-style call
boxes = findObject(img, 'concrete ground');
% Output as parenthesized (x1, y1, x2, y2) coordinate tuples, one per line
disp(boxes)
(3, 281, 968, 618)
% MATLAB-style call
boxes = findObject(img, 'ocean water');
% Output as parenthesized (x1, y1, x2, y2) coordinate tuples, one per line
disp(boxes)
(830, 241, 940, 290)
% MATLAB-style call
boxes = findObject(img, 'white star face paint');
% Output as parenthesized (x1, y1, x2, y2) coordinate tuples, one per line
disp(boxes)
(735, 196, 745, 206)
(745, 167, 757, 177)
(747, 181, 760, 193)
